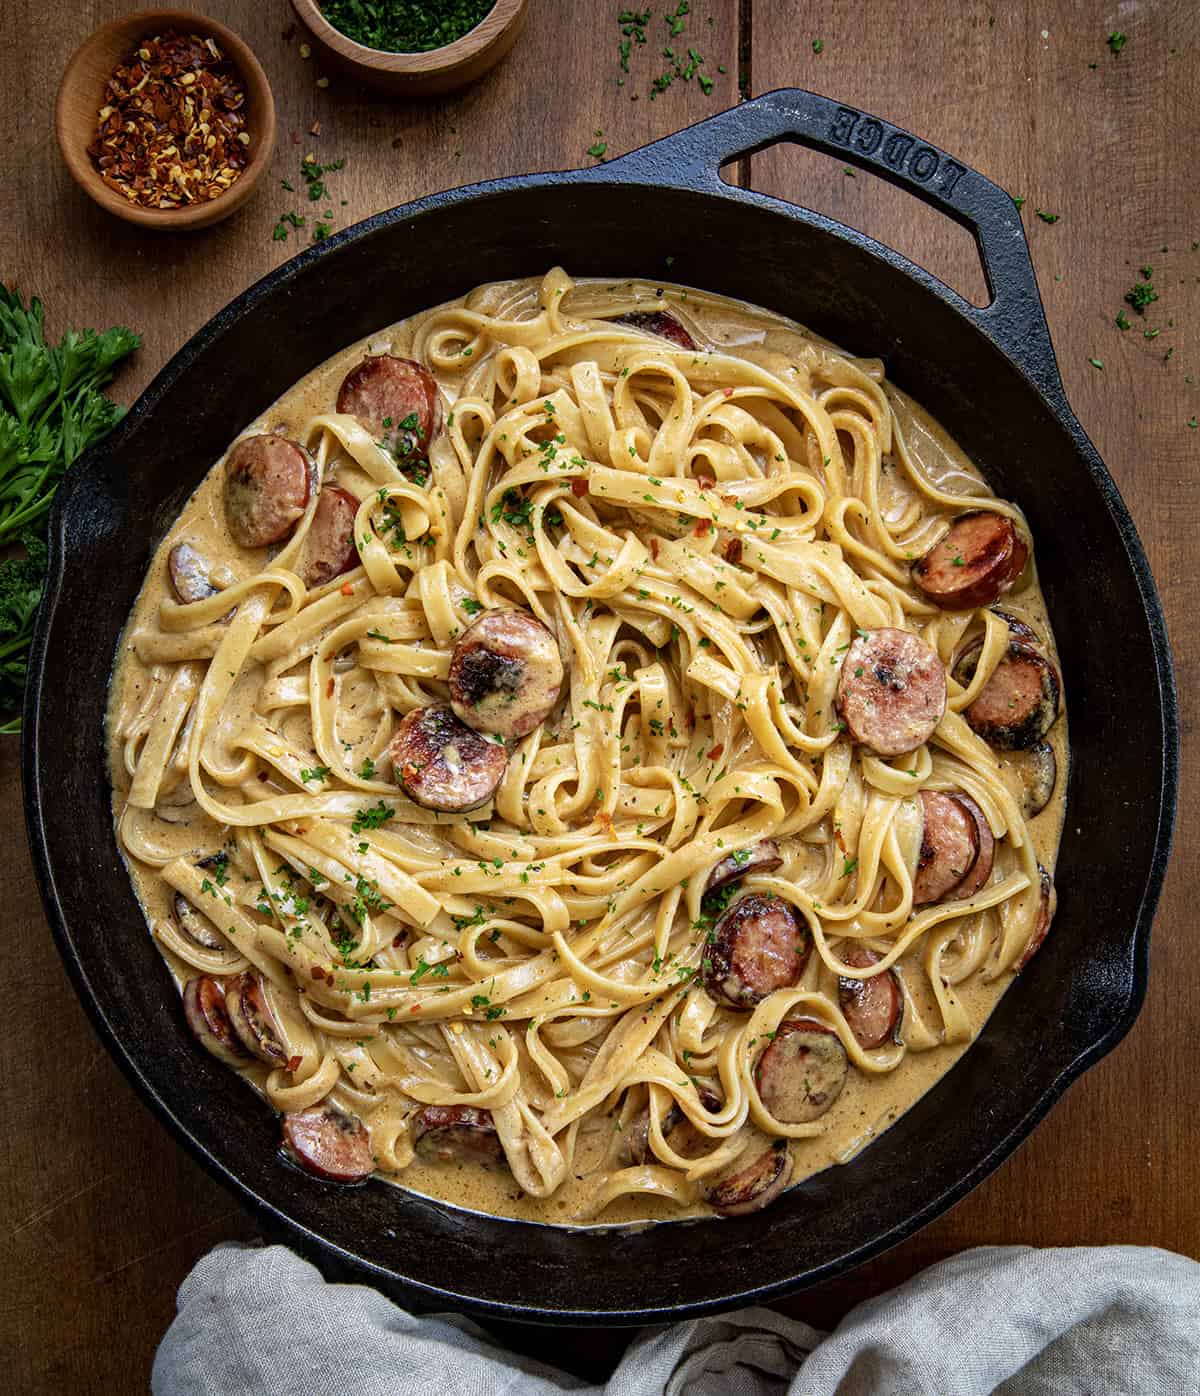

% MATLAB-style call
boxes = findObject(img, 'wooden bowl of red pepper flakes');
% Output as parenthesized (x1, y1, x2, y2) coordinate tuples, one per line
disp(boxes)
(56, 9, 275, 231)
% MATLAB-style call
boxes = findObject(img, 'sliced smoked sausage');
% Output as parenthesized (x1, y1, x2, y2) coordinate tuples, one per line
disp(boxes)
(337, 354, 441, 463)
(624, 1088, 721, 1167)
(183, 975, 250, 1068)
(949, 793, 995, 901)
(837, 946, 902, 1050)
(1005, 741, 1058, 818)
(282, 1107, 374, 1184)
(963, 641, 1060, 750)
(913, 790, 980, 905)
(1015, 864, 1056, 972)
(388, 705, 508, 812)
(703, 893, 810, 1010)
(168, 542, 217, 603)
(616, 311, 698, 351)
(912, 511, 1029, 610)
(302, 484, 360, 588)
(174, 891, 226, 951)
(755, 1019, 849, 1123)
(705, 840, 783, 897)
(412, 1105, 506, 1167)
(706, 1140, 792, 1216)
(448, 610, 564, 740)
(224, 433, 313, 549)
(836, 628, 946, 757)
(225, 972, 287, 1065)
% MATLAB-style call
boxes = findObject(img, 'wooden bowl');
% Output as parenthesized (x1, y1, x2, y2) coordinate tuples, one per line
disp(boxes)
(290, 0, 527, 97)
(55, 9, 275, 231)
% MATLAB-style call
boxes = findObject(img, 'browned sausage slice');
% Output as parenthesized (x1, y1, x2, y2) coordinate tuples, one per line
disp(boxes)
(756, 1019, 850, 1123)
(616, 311, 698, 350)
(168, 542, 217, 603)
(174, 891, 225, 950)
(911, 511, 1029, 610)
(412, 1105, 506, 1167)
(448, 610, 564, 740)
(183, 975, 250, 1068)
(703, 893, 810, 1010)
(1014, 864, 1057, 972)
(282, 1107, 374, 1184)
(1005, 741, 1058, 818)
(224, 433, 313, 549)
(302, 485, 360, 588)
(990, 609, 1039, 643)
(836, 628, 947, 757)
(952, 608, 1039, 685)
(837, 946, 902, 1050)
(388, 705, 508, 812)
(964, 641, 1061, 750)
(337, 355, 441, 463)
(705, 839, 783, 896)
(913, 790, 980, 905)
(706, 1141, 792, 1216)
(623, 1088, 721, 1166)
(950, 793, 996, 901)
(225, 972, 287, 1065)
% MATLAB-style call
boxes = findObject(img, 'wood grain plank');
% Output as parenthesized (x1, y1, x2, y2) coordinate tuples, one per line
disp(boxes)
(747, 0, 1200, 1326)
(0, 1, 740, 1388)
(2, 0, 1197, 1385)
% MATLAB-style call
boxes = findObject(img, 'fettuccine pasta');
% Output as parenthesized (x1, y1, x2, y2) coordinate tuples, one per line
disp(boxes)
(108, 271, 1066, 1224)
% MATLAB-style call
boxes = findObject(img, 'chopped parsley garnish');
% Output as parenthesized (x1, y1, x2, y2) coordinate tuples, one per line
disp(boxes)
(1124, 280, 1159, 315)
(1107, 31, 1127, 56)
(318, 1, 493, 52)
(299, 765, 331, 784)
(351, 801, 394, 833)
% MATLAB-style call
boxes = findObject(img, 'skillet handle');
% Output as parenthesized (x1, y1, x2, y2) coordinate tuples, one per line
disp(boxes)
(602, 88, 1061, 400)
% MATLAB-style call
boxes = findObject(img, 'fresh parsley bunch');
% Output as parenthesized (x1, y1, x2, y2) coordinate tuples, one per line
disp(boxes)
(0, 285, 139, 731)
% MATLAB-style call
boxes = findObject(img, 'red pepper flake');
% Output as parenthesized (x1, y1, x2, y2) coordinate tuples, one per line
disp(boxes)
(570, 476, 590, 497)
(693, 518, 712, 537)
(340, 581, 355, 596)
(310, 966, 326, 981)
(721, 493, 738, 506)
(684, 709, 695, 731)
(723, 537, 743, 564)
(708, 743, 724, 760)
(723, 387, 734, 398)
(286, 1054, 302, 1072)
(649, 536, 660, 560)
(87, 31, 251, 209)
(326, 677, 335, 697)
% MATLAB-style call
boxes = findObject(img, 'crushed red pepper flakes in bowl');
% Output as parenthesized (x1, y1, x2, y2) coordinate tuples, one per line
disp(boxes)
(87, 30, 250, 209)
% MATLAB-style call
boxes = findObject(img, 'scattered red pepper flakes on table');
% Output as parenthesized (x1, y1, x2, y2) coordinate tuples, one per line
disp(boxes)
(87, 31, 250, 210)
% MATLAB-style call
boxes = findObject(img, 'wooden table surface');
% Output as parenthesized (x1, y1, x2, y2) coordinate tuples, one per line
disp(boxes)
(3, 2, 1197, 1388)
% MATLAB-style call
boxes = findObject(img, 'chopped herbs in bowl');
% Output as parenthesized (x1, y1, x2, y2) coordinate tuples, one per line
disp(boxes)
(318, 0, 497, 53)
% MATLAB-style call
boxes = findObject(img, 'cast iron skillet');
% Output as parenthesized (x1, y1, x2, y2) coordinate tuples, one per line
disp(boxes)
(23, 90, 1177, 1323)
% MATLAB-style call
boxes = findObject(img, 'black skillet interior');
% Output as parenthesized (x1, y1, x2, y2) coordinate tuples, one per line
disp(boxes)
(23, 90, 1177, 1323)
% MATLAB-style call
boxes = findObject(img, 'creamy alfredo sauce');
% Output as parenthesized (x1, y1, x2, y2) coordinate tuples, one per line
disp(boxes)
(108, 275, 1066, 1226)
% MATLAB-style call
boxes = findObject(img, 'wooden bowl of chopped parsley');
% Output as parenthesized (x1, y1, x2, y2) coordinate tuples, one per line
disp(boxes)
(290, 0, 527, 96)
